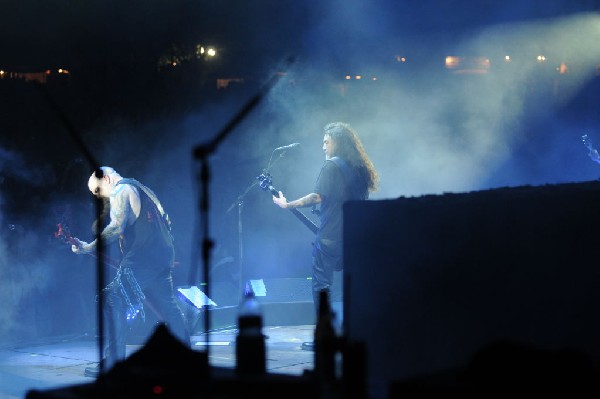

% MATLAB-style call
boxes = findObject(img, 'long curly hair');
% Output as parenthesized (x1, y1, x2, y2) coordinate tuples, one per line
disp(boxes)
(324, 122, 379, 192)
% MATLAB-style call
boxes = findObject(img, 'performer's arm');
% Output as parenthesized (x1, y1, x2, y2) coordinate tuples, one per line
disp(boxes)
(273, 191, 321, 209)
(72, 186, 133, 254)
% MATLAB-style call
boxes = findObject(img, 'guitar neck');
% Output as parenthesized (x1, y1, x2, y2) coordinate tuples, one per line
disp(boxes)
(268, 186, 319, 234)
(55, 224, 119, 269)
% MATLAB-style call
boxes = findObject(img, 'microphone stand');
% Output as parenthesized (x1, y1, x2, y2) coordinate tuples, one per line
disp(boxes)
(226, 182, 257, 303)
(225, 147, 291, 304)
(34, 83, 108, 376)
(192, 57, 294, 355)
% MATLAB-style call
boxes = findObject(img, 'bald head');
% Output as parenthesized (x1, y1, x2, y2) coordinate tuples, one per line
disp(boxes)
(88, 166, 122, 198)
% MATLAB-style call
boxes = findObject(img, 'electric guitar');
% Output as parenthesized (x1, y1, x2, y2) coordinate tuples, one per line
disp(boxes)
(257, 173, 319, 234)
(55, 223, 181, 269)
(54, 223, 118, 269)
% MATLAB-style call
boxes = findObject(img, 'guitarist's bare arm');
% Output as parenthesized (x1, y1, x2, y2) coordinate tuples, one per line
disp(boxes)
(273, 191, 321, 209)
(72, 185, 137, 255)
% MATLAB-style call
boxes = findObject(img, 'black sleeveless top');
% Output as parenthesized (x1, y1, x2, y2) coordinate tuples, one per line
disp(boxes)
(117, 179, 174, 269)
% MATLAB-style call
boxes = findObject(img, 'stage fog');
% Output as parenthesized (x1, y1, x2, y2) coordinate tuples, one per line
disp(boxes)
(0, 0, 599, 344)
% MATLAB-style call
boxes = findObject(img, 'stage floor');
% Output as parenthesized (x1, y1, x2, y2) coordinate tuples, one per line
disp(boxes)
(0, 324, 315, 399)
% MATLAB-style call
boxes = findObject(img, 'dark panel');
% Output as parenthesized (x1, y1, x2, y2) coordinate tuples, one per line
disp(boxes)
(344, 181, 600, 394)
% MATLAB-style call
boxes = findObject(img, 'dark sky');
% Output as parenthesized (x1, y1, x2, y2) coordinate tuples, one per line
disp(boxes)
(1, 0, 595, 69)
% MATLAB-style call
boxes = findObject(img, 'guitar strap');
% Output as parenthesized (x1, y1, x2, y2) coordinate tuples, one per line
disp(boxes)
(117, 178, 173, 241)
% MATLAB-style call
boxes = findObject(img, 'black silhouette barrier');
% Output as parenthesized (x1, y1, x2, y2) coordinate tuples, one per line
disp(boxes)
(344, 181, 600, 397)
(25, 324, 320, 399)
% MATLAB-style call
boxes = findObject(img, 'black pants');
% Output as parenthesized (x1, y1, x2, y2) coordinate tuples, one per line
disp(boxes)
(311, 238, 342, 316)
(102, 262, 189, 367)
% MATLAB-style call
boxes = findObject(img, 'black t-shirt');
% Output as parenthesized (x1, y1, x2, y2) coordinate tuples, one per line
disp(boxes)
(314, 159, 365, 242)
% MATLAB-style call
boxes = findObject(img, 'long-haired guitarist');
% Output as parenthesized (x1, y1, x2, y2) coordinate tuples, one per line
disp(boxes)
(272, 122, 378, 347)
(70, 166, 189, 377)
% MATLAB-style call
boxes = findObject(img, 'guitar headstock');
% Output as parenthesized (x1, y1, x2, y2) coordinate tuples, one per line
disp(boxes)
(54, 223, 76, 246)
(256, 173, 273, 190)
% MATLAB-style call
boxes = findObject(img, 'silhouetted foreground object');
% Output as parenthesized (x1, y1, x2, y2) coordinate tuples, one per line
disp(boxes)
(344, 180, 600, 397)
(26, 324, 209, 398)
(236, 289, 266, 375)
(25, 323, 322, 399)
(390, 340, 599, 397)
(314, 289, 337, 382)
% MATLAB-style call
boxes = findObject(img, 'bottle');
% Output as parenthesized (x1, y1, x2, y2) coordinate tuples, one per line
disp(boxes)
(314, 289, 336, 381)
(235, 287, 266, 375)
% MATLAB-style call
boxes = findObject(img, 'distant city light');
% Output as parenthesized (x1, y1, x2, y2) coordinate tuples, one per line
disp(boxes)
(193, 44, 218, 60)
(445, 56, 490, 74)
(195, 45, 217, 59)
(536, 55, 546, 62)
(558, 63, 568, 74)
(504, 55, 511, 62)
(445, 56, 460, 69)
(216, 77, 244, 89)
(343, 74, 378, 81)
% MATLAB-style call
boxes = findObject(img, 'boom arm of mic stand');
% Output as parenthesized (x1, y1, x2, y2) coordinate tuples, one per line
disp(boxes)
(191, 56, 295, 352)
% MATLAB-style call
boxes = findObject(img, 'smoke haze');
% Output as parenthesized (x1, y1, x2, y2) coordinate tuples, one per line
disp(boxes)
(0, 1, 599, 344)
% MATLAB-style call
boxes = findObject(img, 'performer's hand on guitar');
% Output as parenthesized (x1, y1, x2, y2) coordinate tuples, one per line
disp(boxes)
(71, 237, 92, 255)
(258, 173, 319, 233)
(273, 191, 288, 209)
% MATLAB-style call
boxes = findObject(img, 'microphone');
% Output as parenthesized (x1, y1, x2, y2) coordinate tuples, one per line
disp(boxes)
(274, 143, 300, 152)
